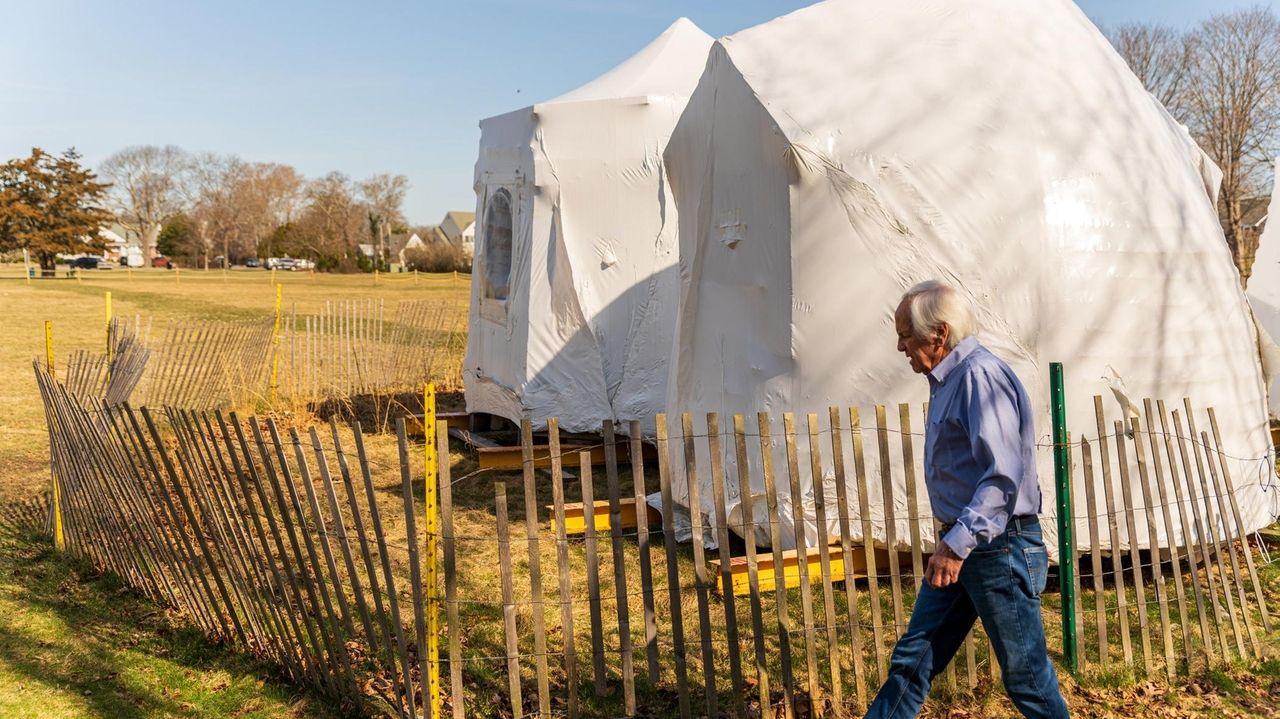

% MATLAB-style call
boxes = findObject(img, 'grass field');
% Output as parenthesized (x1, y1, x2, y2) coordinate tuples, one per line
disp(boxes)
(0, 265, 468, 504)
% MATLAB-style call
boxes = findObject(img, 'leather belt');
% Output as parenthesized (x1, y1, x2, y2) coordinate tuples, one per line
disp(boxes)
(938, 515, 1037, 536)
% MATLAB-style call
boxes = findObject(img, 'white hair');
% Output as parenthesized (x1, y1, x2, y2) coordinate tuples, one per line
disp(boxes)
(900, 280, 976, 349)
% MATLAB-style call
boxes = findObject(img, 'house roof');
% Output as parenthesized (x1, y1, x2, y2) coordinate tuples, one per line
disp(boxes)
(442, 211, 475, 235)
(1240, 196, 1269, 229)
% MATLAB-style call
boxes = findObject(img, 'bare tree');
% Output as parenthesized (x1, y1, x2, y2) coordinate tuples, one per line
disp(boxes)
(359, 173, 409, 267)
(1105, 21, 1196, 119)
(100, 145, 190, 263)
(1184, 7, 1280, 281)
(300, 171, 364, 261)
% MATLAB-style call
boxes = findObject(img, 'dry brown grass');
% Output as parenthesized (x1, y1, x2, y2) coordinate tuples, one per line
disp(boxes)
(0, 264, 469, 504)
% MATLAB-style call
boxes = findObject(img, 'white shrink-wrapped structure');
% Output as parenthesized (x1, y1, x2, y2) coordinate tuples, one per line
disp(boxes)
(1247, 161, 1280, 419)
(465, 19, 714, 432)
(663, 0, 1277, 553)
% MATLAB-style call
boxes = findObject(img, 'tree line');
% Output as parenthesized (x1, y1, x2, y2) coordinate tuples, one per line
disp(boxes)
(101, 145, 413, 271)
(1105, 7, 1280, 282)
(0, 144, 421, 273)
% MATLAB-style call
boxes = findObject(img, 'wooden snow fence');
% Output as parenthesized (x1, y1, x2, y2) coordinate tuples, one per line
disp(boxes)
(33, 361, 1275, 718)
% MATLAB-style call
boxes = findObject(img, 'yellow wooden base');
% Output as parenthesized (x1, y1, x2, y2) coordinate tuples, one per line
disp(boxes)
(549, 497, 661, 536)
(477, 440, 653, 472)
(404, 412, 469, 437)
(709, 545, 919, 596)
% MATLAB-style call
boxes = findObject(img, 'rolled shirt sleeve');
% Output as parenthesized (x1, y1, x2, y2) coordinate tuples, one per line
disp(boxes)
(941, 367, 1026, 559)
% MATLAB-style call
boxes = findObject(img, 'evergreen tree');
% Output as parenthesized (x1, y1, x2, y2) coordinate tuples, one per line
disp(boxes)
(0, 148, 112, 275)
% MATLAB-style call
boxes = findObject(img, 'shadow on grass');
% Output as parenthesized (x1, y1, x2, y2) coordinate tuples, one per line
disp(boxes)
(0, 497, 355, 719)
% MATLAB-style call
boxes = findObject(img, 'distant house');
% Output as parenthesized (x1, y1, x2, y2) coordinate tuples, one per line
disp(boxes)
(100, 225, 143, 267)
(357, 243, 376, 259)
(390, 232, 427, 265)
(435, 211, 476, 258)
(1226, 196, 1269, 281)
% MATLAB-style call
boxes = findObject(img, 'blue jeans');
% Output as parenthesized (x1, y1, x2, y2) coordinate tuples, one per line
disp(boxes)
(865, 517, 1070, 718)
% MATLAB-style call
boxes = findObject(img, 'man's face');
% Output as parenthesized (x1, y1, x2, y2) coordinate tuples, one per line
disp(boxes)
(895, 299, 949, 374)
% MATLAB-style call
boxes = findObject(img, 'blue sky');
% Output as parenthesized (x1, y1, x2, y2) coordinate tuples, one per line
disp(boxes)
(1, 0, 1272, 225)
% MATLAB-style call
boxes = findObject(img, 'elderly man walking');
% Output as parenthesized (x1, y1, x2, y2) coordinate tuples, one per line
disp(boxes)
(865, 280, 1070, 719)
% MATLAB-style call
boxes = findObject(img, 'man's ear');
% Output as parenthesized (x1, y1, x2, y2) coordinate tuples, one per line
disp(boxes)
(935, 323, 950, 349)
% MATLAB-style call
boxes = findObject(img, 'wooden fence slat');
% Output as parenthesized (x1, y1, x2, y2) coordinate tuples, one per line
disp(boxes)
(806, 413, 842, 709)
(655, 415, 693, 718)
(226, 414, 331, 692)
(1094, 400, 1133, 667)
(1129, 415, 1177, 679)
(1140, 400, 1193, 672)
(520, 420, 552, 717)
(759, 412, 796, 719)
(581, 449, 607, 695)
(829, 407, 868, 709)
(352, 425, 419, 718)
(734, 414, 772, 713)
(1202, 428, 1262, 659)
(782, 413, 821, 710)
(708, 413, 745, 717)
(602, 421, 636, 716)
(682, 413, 718, 719)
(1171, 409, 1229, 659)
(397, 420, 429, 717)
(1155, 400, 1215, 665)
(873, 405, 906, 641)
(1206, 407, 1271, 633)
(437, 420, 465, 719)
(1081, 436, 1108, 668)
(328, 419, 404, 691)
(1183, 401, 1247, 660)
(547, 420, 577, 719)
(1114, 421, 1154, 677)
(270, 421, 362, 698)
(184, 411, 290, 667)
(849, 407, 886, 685)
(1177, 404, 1239, 660)
(629, 419, 661, 686)
(898, 405, 925, 593)
(310, 424, 382, 678)
(495, 481, 523, 719)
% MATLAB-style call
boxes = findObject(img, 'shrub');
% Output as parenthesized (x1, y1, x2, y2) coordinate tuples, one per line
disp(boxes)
(404, 243, 471, 273)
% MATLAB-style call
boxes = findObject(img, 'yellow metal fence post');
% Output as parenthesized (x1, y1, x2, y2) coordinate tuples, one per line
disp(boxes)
(104, 291, 113, 378)
(423, 383, 441, 717)
(45, 320, 64, 551)
(269, 283, 283, 404)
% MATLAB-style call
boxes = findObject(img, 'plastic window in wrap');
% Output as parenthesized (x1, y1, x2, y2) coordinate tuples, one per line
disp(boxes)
(482, 187, 514, 301)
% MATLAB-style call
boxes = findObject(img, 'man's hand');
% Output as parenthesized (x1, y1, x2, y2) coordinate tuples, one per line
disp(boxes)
(925, 541, 964, 589)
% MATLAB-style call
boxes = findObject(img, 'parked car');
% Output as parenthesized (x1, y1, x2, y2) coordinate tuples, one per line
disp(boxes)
(152, 256, 175, 269)
(243, 257, 261, 268)
(68, 256, 103, 269)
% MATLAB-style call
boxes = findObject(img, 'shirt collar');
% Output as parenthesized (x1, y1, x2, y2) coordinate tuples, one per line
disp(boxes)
(928, 335, 979, 386)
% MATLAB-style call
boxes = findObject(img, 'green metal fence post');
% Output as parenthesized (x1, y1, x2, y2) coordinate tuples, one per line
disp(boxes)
(1049, 361, 1079, 675)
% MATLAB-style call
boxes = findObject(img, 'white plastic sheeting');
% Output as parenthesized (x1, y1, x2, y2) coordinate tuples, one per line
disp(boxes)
(663, 0, 1277, 555)
(1248, 161, 1280, 419)
(465, 19, 713, 433)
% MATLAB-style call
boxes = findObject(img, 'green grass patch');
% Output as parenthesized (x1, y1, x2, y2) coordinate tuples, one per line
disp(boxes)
(0, 515, 350, 719)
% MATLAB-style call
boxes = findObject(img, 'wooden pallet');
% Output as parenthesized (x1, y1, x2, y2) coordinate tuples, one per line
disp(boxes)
(708, 545, 917, 596)
(404, 412, 470, 437)
(547, 497, 661, 536)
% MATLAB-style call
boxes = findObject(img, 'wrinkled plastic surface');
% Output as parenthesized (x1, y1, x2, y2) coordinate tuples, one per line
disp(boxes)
(663, 0, 1276, 555)
(1249, 161, 1280, 420)
(465, 19, 714, 433)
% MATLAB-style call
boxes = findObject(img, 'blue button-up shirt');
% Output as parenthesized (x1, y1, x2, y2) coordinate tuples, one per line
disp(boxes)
(925, 336, 1041, 559)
